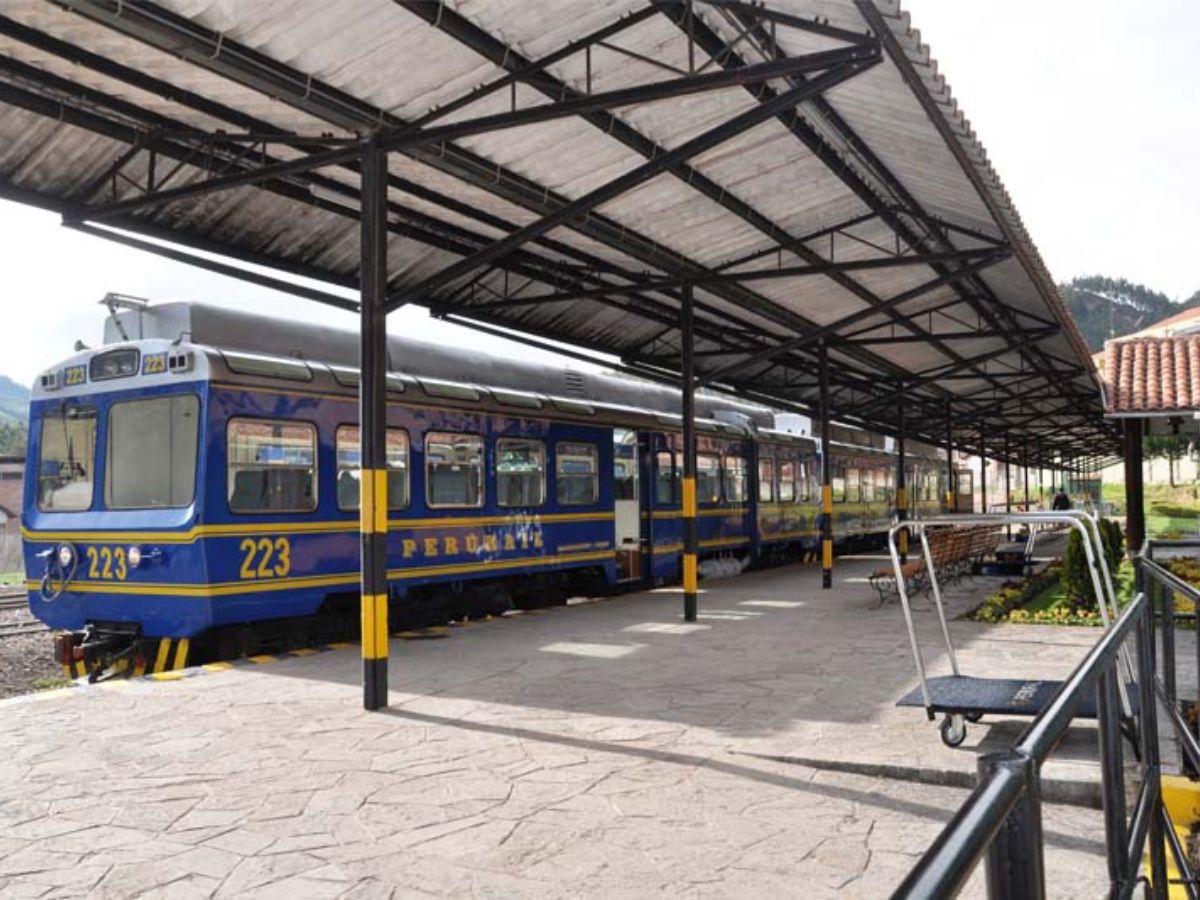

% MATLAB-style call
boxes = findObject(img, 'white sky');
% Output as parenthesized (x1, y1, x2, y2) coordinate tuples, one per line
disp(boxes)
(1, 1, 1197, 387)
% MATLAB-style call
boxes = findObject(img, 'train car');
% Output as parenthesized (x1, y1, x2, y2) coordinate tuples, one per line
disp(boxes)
(22, 301, 945, 678)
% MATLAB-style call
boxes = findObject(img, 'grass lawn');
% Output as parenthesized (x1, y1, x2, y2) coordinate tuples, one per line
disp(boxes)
(0, 571, 23, 587)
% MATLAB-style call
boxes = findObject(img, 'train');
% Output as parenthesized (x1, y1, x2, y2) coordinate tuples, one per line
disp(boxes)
(22, 301, 948, 679)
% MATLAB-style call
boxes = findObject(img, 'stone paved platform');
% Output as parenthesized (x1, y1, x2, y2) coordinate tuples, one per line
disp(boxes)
(0, 555, 1119, 897)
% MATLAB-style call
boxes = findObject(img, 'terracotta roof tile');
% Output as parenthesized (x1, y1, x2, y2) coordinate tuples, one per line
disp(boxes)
(1105, 335, 1200, 414)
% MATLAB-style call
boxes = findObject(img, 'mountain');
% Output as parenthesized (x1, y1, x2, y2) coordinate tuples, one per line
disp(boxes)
(1058, 275, 1200, 351)
(0, 375, 28, 427)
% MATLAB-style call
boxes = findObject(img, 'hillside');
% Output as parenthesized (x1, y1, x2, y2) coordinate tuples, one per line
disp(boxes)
(1059, 276, 1200, 351)
(0, 375, 28, 427)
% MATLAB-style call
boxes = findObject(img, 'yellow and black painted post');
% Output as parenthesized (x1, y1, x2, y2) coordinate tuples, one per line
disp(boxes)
(896, 402, 908, 564)
(819, 339, 833, 589)
(944, 400, 955, 512)
(359, 139, 389, 711)
(681, 282, 698, 622)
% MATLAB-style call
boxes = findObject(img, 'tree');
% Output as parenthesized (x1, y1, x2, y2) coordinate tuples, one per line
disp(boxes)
(1143, 435, 1192, 488)
(0, 422, 26, 456)
(1061, 528, 1097, 611)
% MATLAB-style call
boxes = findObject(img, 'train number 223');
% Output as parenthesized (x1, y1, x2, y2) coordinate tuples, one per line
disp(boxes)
(85, 546, 127, 581)
(239, 537, 292, 579)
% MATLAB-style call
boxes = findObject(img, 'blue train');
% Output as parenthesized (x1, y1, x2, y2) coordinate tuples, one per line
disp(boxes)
(23, 302, 947, 678)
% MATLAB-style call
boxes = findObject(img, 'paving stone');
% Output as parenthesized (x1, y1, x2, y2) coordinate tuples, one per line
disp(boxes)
(0, 554, 1124, 895)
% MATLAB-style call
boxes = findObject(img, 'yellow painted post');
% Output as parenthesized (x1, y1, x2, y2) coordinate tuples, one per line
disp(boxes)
(681, 282, 698, 621)
(819, 340, 833, 589)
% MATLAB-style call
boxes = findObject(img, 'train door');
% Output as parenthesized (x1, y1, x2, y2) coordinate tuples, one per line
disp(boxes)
(613, 428, 642, 582)
(954, 467, 974, 513)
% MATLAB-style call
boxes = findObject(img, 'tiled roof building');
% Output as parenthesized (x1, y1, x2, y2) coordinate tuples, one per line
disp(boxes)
(1104, 336, 1200, 414)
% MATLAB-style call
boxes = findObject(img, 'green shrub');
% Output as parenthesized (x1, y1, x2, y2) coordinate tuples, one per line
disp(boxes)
(1061, 529, 1098, 612)
(1150, 503, 1200, 519)
(1101, 517, 1123, 568)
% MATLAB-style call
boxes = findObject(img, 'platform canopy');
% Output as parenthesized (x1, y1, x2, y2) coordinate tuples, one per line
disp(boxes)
(0, 0, 1116, 464)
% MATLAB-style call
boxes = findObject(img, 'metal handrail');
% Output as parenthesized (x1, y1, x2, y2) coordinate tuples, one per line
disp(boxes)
(894, 542, 1200, 899)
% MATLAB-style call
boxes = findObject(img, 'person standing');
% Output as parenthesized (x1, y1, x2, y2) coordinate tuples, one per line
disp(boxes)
(1051, 485, 1070, 510)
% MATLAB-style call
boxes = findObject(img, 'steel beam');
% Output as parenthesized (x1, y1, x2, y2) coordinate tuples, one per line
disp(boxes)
(384, 46, 880, 311)
(695, 251, 1009, 388)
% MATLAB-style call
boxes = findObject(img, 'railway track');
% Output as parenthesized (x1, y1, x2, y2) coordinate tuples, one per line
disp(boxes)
(0, 620, 45, 639)
(0, 592, 28, 613)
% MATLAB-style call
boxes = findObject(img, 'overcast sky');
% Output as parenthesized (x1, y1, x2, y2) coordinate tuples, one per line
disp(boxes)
(2, 1, 1197, 387)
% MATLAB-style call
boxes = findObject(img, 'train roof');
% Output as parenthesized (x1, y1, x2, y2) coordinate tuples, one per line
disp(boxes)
(34, 300, 941, 459)
(102, 301, 778, 428)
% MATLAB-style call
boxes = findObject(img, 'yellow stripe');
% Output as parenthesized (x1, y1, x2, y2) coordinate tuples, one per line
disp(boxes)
(899, 530, 909, 555)
(22, 511, 615, 544)
(822, 485, 833, 515)
(153, 638, 171, 674)
(682, 477, 696, 518)
(61, 663, 71, 678)
(173, 638, 189, 671)
(374, 470, 388, 534)
(683, 552, 698, 593)
(22, 549, 618, 599)
(375, 594, 388, 659)
(132, 660, 146, 677)
(360, 468, 376, 535)
(362, 593, 382, 660)
(946, 490, 955, 507)
(822, 540, 833, 569)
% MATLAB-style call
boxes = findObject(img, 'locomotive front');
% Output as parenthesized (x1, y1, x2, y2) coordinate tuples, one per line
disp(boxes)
(22, 341, 208, 679)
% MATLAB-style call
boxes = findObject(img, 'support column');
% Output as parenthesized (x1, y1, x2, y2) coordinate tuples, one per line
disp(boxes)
(1004, 430, 1012, 538)
(819, 340, 833, 589)
(979, 428, 988, 516)
(945, 401, 955, 512)
(359, 139, 389, 712)
(1023, 438, 1031, 512)
(681, 282, 698, 622)
(1124, 419, 1145, 553)
(897, 403, 908, 564)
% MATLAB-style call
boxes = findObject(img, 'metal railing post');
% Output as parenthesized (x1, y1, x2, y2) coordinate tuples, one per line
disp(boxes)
(1162, 586, 1177, 711)
(1138, 610, 1168, 898)
(1097, 663, 1130, 893)
(979, 751, 1044, 899)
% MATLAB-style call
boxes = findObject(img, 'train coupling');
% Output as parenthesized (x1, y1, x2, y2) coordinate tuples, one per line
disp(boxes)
(55, 624, 140, 682)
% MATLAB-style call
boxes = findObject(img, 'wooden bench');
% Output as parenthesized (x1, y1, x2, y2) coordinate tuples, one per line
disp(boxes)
(870, 526, 1004, 605)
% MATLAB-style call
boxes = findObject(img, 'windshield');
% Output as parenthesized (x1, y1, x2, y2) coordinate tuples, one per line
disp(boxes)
(37, 405, 97, 511)
(106, 394, 200, 509)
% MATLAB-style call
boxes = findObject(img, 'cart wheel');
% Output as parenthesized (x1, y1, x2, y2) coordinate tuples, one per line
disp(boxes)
(940, 715, 967, 748)
(965, 712, 983, 723)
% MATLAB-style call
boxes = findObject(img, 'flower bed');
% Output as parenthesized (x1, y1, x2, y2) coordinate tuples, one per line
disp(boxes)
(967, 564, 1062, 624)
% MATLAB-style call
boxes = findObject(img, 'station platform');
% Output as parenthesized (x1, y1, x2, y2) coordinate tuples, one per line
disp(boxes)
(0, 557, 1114, 897)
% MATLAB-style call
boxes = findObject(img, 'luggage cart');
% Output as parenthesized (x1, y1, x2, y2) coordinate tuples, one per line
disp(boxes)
(890, 511, 1134, 747)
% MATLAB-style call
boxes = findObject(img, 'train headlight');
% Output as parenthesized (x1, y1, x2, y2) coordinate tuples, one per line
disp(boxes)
(57, 544, 74, 568)
(127, 545, 141, 568)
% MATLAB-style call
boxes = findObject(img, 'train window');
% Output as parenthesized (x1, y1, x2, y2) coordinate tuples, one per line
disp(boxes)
(758, 458, 774, 503)
(778, 460, 796, 502)
(497, 438, 545, 507)
(877, 468, 893, 503)
(556, 442, 598, 505)
(426, 432, 484, 508)
(227, 419, 317, 513)
(697, 454, 721, 504)
(655, 451, 677, 504)
(723, 456, 748, 503)
(831, 465, 846, 503)
(36, 405, 97, 511)
(861, 468, 875, 504)
(334, 426, 410, 512)
(845, 467, 861, 503)
(106, 395, 199, 509)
